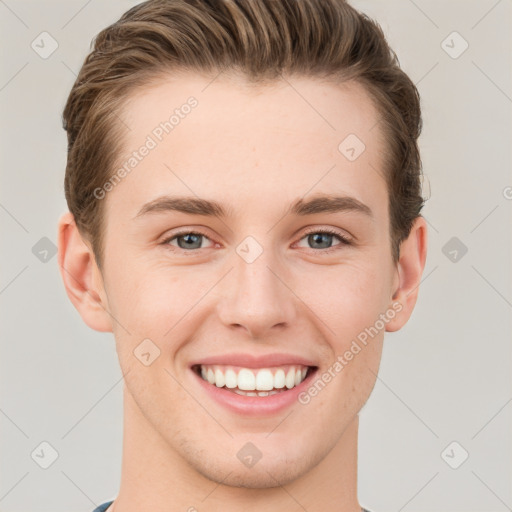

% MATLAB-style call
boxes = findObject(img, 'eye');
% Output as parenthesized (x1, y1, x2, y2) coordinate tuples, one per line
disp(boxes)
(160, 227, 352, 254)
(295, 228, 352, 253)
(161, 230, 215, 251)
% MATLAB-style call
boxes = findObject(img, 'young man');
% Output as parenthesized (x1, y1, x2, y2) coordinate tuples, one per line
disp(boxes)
(57, 1, 427, 511)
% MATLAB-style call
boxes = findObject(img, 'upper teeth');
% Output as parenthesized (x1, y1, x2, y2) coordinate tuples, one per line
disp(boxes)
(199, 364, 309, 391)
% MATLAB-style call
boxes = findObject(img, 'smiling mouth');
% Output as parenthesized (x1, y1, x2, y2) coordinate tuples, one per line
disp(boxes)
(191, 364, 318, 396)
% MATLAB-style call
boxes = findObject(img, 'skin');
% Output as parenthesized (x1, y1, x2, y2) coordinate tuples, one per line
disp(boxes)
(58, 72, 427, 512)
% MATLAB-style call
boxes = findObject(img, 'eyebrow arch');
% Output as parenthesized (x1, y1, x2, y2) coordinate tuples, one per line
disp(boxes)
(289, 194, 373, 218)
(134, 196, 229, 219)
(134, 194, 373, 220)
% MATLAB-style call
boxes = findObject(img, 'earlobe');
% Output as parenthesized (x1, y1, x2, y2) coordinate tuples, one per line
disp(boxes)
(385, 216, 428, 332)
(57, 211, 113, 333)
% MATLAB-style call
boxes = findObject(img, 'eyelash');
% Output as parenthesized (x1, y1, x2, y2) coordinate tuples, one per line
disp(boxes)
(160, 228, 352, 255)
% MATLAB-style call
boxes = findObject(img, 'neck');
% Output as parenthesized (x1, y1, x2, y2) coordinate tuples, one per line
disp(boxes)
(112, 384, 362, 512)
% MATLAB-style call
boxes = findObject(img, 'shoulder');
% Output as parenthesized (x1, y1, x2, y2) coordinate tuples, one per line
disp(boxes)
(91, 501, 114, 512)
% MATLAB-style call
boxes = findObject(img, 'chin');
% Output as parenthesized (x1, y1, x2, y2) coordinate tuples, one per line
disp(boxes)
(194, 454, 313, 489)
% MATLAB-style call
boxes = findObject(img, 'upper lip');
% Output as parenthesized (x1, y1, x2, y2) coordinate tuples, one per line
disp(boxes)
(190, 352, 318, 369)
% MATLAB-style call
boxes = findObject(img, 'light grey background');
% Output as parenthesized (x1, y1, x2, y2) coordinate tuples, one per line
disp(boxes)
(1, 1, 510, 511)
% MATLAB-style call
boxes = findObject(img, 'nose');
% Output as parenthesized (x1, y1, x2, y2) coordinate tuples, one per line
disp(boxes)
(216, 244, 297, 339)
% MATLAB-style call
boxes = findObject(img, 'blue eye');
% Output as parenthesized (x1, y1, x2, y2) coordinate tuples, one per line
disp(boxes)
(297, 229, 352, 252)
(162, 231, 214, 251)
(161, 228, 352, 253)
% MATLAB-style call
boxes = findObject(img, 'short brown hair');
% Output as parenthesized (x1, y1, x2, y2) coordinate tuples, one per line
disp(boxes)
(62, 0, 424, 269)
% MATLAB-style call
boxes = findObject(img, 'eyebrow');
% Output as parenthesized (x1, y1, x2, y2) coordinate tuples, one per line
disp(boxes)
(134, 194, 373, 220)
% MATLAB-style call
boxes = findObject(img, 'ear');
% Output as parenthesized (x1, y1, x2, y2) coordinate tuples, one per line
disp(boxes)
(385, 216, 428, 332)
(57, 211, 113, 332)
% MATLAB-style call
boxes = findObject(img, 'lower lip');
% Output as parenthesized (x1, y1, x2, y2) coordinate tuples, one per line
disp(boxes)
(191, 367, 318, 417)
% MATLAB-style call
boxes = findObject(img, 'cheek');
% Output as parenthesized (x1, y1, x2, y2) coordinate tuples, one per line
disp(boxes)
(105, 247, 392, 361)
(294, 260, 390, 345)
(107, 258, 207, 327)
(108, 264, 209, 387)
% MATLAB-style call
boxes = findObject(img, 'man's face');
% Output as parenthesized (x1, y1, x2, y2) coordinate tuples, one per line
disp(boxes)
(97, 72, 398, 487)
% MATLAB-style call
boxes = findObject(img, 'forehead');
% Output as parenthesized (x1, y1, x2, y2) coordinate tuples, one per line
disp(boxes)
(108, 71, 387, 222)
